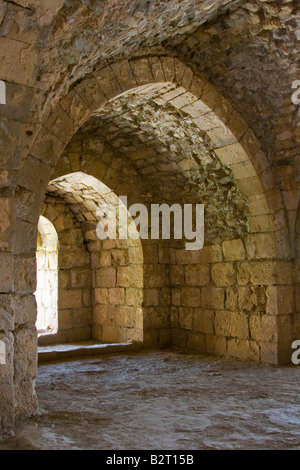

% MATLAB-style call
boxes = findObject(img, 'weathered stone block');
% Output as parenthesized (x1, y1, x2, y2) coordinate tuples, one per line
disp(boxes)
(222, 239, 245, 261)
(58, 309, 72, 330)
(96, 267, 116, 288)
(193, 308, 214, 334)
(71, 269, 92, 288)
(94, 287, 108, 305)
(249, 314, 277, 343)
(109, 287, 125, 305)
(171, 288, 181, 307)
(211, 262, 235, 287)
(58, 289, 82, 309)
(186, 332, 206, 352)
(99, 250, 111, 267)
(144, 264, 166, 288)
(245, 233, 276, 259)
(181, 287, 201, 307)
(94, 66, 122, 100)
(72, 308, 92, 328)
(179, 306, 193, 330)
(199, 245, 223, 263)
(185, 264, 210, 286)
(0, 252, 13, 293)
(129, 58, 153, 86)
(201, 287, 224, 310)
(117, 266, 135, 287)
(227, 338, 260, 362)
(170, 265, 184, 286)
(125, 288, 143, 306)
(206, 334, 227, 356)
(215, 311, 249, 339)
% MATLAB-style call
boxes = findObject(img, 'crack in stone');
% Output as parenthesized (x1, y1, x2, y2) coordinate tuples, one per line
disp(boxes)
(4, 0, 34, 12)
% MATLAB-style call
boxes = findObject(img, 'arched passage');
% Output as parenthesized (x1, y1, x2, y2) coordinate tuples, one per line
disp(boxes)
(43, 172, 144, 344)
(19, 57, 292, 352)
(9, 55, 294, 428)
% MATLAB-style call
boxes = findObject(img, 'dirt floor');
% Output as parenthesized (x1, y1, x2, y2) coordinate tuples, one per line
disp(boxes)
(1, 348, 300, 450)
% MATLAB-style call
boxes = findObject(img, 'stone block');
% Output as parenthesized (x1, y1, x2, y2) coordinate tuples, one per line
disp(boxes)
(170, 265, 185, 286)
(72, 308, 92, 328)
(94, 66, 122, 100)
(181, 287, 201, 307)
(245, 233, 276, 259)
(94, 287, 108, 305)
(186, 332, 206, 352)
(117, 266, 135, 287)
(129, 58, 153, 86)
(58, 309, 72, 330)
(0, 252, 13, 293)
(199, 245, 223, 263)
(179, 306, 193, 330)
(185, 264, 210, 286)
(111, 60, 137, 91)
(206, 334, 227, 356)
(99, 250, 111, 267)
(144, 264, 166, 288)
(96, 267, 116, 288)
(215, 311, 249, 339)
(193, 308, 214, 334)
(211, 262, 235, 287)
(108, 287, 125, 305)
(126, 288, 143, 306)
(227, 338, 260, 362)
(201, 287, 224, 310)
(214, 142, 248, 166)
(171, 288, 181, 307)
(58, 289, 82, 309)
(249, 314, 277, 343)
(222, 239, 245, 261)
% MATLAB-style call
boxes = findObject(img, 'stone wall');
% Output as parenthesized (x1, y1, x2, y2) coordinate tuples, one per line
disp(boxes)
(170, 239, 293, 364)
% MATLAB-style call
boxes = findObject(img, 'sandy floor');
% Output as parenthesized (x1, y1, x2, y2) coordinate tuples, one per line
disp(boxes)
(1, 348, 300, 450)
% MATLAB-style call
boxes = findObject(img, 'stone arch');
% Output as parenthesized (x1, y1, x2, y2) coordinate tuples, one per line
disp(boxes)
(23, 56, 287, 247)
(22, 60, 290, 321)
(7, 56, 294, 428)
(44, 172, 144, 344)
(39, 193, 93, 345)
(2, 53, 293, 435)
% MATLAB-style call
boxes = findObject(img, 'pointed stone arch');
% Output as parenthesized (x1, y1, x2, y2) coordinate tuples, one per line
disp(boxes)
(18, 55, 292, 356)
(7, 55, 294, 429)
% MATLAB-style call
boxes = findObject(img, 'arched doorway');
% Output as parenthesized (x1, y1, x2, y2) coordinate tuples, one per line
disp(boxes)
(35, 216, 59, 336)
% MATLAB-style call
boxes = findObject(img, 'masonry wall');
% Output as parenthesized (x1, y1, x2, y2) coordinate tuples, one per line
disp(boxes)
(88, 234, 144, 344)
(170, 236, 294, 364)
